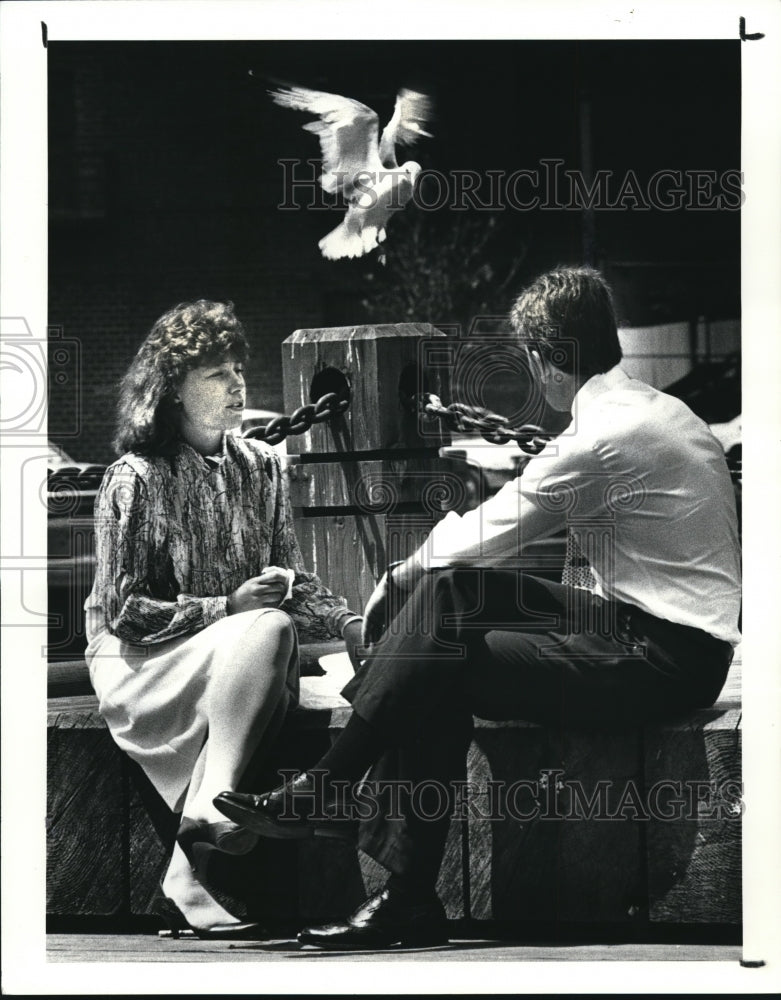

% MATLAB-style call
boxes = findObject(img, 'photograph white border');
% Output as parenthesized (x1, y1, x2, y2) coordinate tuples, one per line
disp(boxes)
(2, 0, 779, 993)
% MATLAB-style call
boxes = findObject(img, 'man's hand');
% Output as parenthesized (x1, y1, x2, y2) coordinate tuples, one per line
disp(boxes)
(342, 618, 365, 670)
(360, 558, 424, 645)
(361, 574, 390, 646)
(227, 567, 291, 614)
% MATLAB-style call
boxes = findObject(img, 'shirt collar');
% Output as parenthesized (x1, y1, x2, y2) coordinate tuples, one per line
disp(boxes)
(204, 432, 233, 468)
(571, 364, 629, 415)
(181, 431, 232, 470)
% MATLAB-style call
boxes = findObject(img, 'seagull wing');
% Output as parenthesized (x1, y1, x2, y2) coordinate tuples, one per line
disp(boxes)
(378, 89, 433, 168)
(270, 86, 382, 196)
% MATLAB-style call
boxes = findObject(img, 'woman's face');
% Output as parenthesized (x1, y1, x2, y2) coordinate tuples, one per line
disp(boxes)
(176, 353, 246, 439)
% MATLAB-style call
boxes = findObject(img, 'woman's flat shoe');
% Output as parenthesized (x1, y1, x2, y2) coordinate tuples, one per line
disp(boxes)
(176, 817, 259, 866)
(155, 893, 267, 941)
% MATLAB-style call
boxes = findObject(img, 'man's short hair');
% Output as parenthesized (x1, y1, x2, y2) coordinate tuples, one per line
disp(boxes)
(509, 266, 622, 379)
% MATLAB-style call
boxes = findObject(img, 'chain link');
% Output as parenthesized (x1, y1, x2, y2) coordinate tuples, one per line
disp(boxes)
(244, 392, 350, 446)
(416, 393, 552, 455)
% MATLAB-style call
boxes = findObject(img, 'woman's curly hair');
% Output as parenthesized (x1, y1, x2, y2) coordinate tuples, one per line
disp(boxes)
(509, 266, 622, 379)
(113, 300, 249, 457)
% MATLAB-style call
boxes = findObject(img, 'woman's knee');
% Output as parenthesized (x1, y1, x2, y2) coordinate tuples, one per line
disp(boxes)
(211, 609, 295, 681)
(221, 607, 295, 657)
(253, 608, 295, 648)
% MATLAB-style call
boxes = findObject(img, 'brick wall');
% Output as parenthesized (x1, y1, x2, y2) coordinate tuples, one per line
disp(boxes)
(48, 41, 740, 465)
(48, 44, 365, 464)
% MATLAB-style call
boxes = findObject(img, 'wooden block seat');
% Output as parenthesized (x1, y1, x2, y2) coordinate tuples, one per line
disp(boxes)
(46, 645, 741, 931)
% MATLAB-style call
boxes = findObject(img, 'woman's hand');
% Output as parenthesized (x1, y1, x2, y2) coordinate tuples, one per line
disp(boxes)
(227, 567, 292, 615)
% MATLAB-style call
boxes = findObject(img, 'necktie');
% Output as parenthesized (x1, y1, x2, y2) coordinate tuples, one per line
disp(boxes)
(561, 528, 597, 591)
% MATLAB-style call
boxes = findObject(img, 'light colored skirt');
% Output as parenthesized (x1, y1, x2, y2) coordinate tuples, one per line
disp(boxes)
(85, 609, 299, 812)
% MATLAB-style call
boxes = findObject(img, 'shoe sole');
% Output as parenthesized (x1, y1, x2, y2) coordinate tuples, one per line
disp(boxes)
(159, 926, 268, 941)
(215, 799, 313, 839)
(215, 799, 356, 842)
(194, 925, 268, 941)
(297, 932, 450, 950)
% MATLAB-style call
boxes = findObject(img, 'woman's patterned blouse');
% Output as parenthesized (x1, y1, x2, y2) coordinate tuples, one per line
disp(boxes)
(84, 432, 359, 645)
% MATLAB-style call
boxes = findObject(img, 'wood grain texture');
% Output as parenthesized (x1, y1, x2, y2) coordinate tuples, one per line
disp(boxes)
(467, 726, 645, 925)
(280, 325, 470, 612)
(295, 512, 386, 614)
(291, 457, 463, 612)
(47, 726, 126, 915)
(287, 456, 478, 521)
(435, 813, 466, 920)
(295, 510, 439, 616)
(126, 759, 177, 916)
(46, 933, 743, 963)
(282, 324, 451, 456)
(645, 710, 741, 925)
(47, 659, 94, 697)
(48, 694, 104, 727)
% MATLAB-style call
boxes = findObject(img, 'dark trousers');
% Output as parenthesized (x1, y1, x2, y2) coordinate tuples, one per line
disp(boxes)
(340, 568, 733, 880)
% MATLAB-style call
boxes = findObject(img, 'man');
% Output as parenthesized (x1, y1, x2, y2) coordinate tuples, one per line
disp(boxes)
(216, 266, 741, 949)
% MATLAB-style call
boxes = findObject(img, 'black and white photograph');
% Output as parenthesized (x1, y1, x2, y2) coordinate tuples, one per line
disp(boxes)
(1, 0, 780, 994)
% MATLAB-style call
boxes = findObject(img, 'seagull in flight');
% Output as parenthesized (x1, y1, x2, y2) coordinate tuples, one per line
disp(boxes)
(269, 85, 433, 260)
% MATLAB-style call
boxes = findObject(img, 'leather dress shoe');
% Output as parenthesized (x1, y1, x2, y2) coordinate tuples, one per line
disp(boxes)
(297, 887, 449, 950)
(214, 771, 358, 842)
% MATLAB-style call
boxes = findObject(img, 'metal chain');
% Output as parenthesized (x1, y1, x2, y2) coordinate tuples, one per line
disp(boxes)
(416, 393, 552, 455)
(244, 391, 350, 446)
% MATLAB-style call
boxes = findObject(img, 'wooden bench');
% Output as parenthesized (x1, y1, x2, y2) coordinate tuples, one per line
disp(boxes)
(47, 647, 741, 931)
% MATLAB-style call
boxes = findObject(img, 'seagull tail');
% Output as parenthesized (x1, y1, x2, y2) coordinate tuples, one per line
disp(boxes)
(319, 222, 376, 261)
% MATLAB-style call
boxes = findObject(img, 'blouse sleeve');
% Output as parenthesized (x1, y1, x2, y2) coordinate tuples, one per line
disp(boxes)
(267, 450, 362, 640)
(89, 462, 228, 645)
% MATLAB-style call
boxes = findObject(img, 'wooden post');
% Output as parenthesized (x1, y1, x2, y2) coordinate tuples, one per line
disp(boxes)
(282, 323, 456, 612)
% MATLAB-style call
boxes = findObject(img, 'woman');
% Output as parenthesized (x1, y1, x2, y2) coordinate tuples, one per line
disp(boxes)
(84, 300, 362, 937)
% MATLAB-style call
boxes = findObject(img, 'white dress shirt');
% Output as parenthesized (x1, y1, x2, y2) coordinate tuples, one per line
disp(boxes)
(414, 365, 741, 645)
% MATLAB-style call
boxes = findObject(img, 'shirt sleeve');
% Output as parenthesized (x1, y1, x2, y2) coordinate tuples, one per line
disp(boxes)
(89, 462, 229, 645)
(413, 435, 605, 569)
(266, 450, 362, 639)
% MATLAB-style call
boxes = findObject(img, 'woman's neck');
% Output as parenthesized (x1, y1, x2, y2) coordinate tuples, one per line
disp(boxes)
(179, 420, 224, 456)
